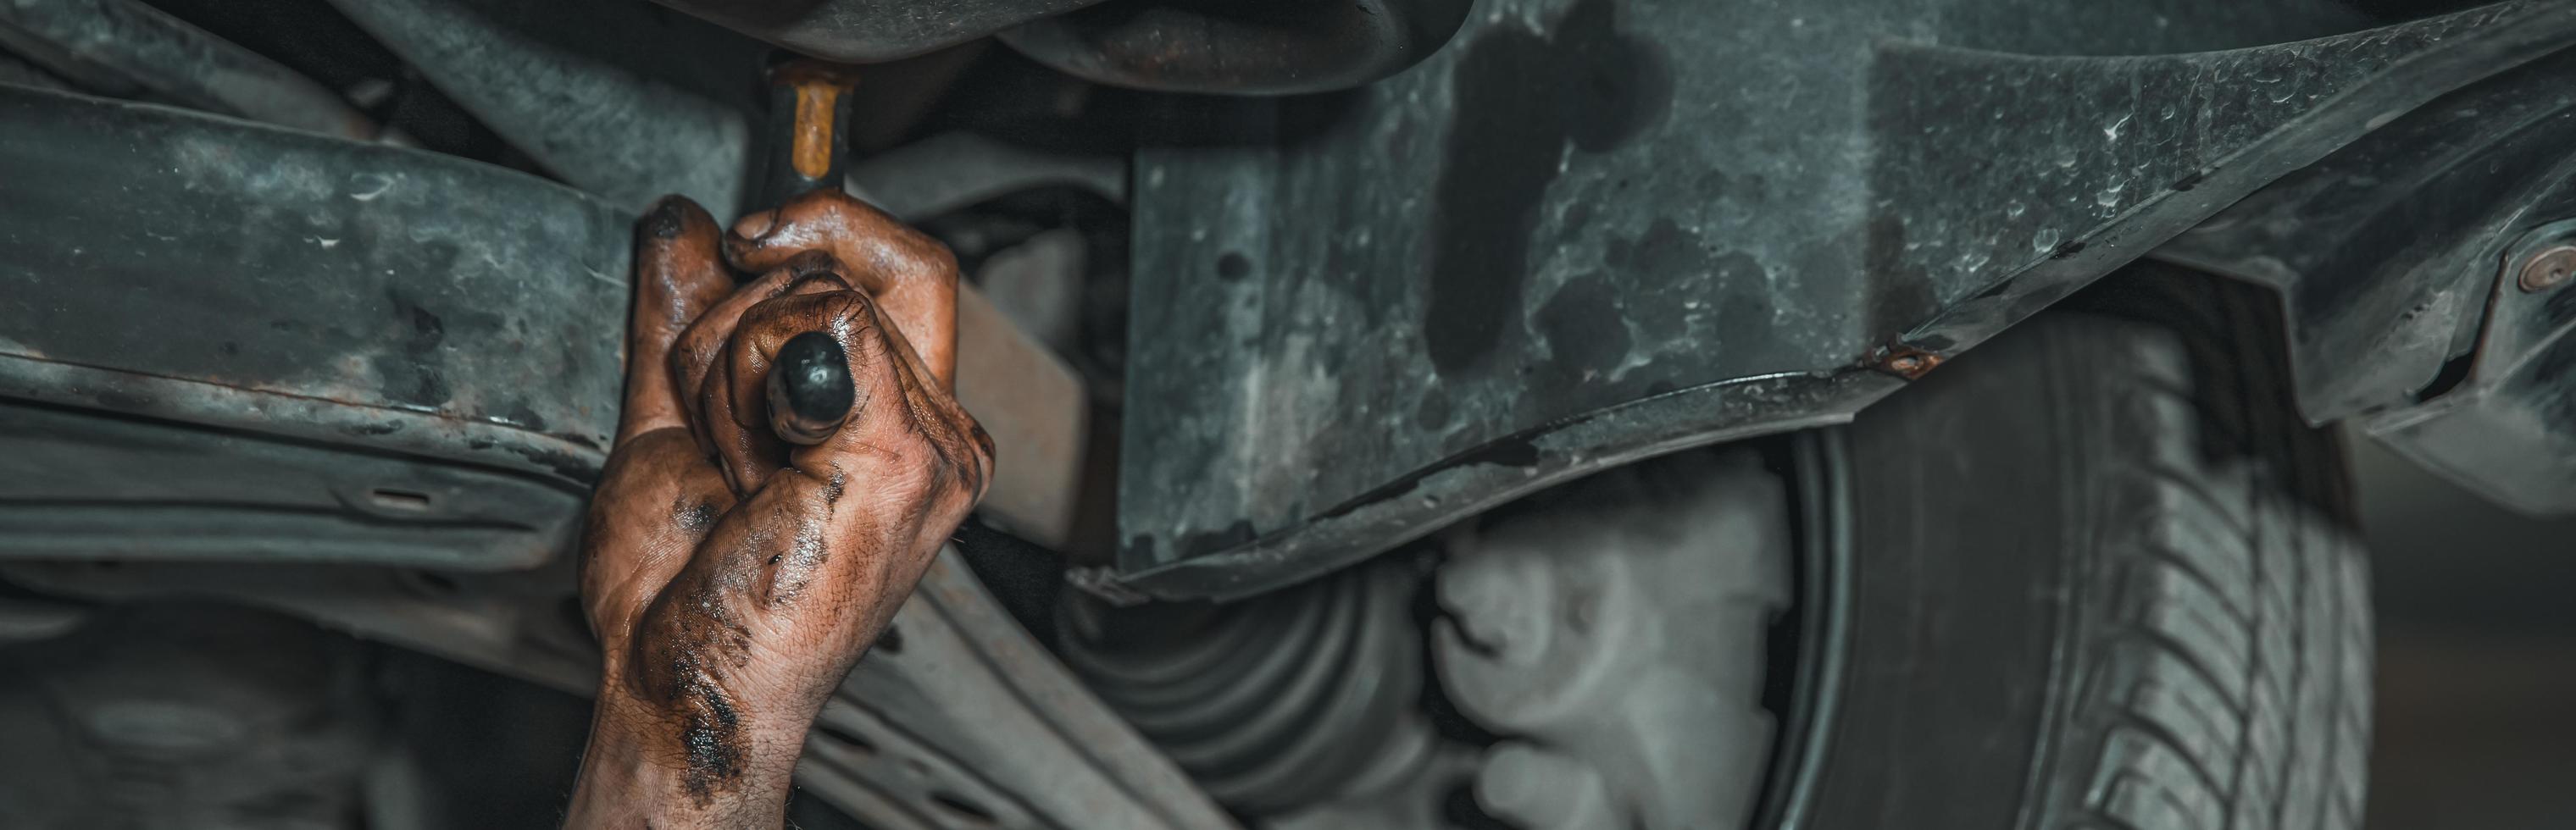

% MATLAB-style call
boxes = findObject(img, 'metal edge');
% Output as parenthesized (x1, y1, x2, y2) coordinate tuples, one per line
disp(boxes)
(1117, 370, 1896, 600)
(0, 354, 604, 490)
(1116, 2, 2576, 600)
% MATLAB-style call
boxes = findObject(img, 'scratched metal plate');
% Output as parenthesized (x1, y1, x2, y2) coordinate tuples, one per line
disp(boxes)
(0, 85, 631, 568)
(1117, 0, 2570, 597)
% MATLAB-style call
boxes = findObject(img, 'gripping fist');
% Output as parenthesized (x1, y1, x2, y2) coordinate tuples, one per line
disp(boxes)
(569, 191, 991, 827)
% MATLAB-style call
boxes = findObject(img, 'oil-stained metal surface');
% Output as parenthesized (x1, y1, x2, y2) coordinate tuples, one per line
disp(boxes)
(0, 83, 1103, 571)
(0, 0, 378, 141)
(649, 0, 1108, 64)
(2152, 47, 2576, 517)
(322, 0, 758, 213)
(998, 0, 1474, 95)
(1119, 0, 2576, 599)
(0, 399, 579, 570)
(0, 85, 628, 502)
(2159, 46, 2576, 424)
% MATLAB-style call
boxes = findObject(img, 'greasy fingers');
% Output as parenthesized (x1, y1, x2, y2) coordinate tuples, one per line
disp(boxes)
(606, 287, 991, 754)
(577, 194, 992, 817)
(620, 196, 735, 443)
(672, 251, 848, 417)
(719, 288, 991, 512)
(776, 291, 992, 514)
(586, 195, 743, 650)
(724, 190, 960, 388)
(672, 252, 854, 490)
(700, 289, 881, 495)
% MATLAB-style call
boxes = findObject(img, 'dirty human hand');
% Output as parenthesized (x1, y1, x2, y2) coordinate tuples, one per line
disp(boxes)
(565, 190, 991, 828)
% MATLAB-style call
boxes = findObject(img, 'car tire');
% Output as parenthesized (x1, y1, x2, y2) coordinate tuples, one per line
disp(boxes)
(1794, 271, 2373, 830)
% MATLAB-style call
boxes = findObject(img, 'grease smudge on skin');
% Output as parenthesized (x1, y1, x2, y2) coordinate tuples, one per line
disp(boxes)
(674, 495, 721, 533)
(631, 580, 755, 805)
(763, 520, 831, 606)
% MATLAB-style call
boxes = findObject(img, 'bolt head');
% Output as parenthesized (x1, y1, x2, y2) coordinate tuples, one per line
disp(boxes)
(2518, 245, 2576, 293)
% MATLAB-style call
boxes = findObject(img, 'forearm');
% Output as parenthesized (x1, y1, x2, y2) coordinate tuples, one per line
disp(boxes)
(564, 688, 809, 829)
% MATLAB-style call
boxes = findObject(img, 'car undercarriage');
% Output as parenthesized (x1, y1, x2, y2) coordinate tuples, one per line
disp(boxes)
(2, 0, 2572, 827)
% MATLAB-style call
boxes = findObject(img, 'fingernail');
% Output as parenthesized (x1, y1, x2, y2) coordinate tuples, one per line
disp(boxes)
(731, 209, 780, 242)
(768, 332, 854, 445)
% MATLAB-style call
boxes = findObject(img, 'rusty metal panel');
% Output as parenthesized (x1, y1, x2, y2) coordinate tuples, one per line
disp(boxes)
(0, 84, 630, 568)
(1116, 0, 2575, 599)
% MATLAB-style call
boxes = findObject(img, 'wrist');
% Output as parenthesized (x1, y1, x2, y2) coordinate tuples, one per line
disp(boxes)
(566, 683, 811, 828)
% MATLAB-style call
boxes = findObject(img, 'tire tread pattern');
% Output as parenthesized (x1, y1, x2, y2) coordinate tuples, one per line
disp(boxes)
(2049, 280, 2372, 830)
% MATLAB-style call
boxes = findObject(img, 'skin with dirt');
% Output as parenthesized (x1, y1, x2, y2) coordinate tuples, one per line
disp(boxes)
(564, 191, 992, 827)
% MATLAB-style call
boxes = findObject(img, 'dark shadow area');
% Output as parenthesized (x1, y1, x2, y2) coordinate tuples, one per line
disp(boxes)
(2355, 434, 2576, 830)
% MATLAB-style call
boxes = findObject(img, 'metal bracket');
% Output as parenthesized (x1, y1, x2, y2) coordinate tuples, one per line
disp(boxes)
(2368, 217, 2576, 516)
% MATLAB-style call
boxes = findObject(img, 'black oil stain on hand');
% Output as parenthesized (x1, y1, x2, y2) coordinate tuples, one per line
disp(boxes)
(762, 520, 831, 606)
(1423, 0, 1673, 375)
(675, 494, 721, 533)
(630, 580, 756, 805)
(675, 674, 744, 803)
(820, 466, 847, 506)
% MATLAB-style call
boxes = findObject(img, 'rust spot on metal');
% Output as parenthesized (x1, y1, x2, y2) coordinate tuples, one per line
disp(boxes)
(2516, 244, 2576, 293)
(1870, 345, 1945, 379)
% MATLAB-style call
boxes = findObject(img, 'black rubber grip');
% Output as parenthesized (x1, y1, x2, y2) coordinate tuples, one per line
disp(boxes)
(768, 331, 854, 445)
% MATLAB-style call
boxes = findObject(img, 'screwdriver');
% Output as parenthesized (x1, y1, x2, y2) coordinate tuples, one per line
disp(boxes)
(755, 54, 863, 445)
